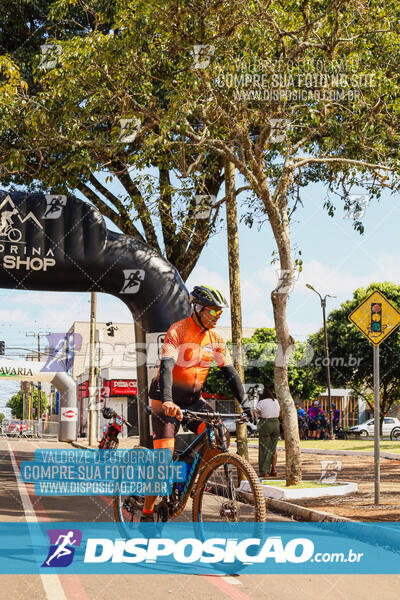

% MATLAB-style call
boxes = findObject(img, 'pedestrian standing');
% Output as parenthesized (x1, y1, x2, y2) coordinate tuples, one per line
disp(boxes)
(256, 387, 280, 478)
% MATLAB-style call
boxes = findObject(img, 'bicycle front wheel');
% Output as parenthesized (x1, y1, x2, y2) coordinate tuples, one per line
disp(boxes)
(113, 494, 145, 525)
(192, 453, 266, 522)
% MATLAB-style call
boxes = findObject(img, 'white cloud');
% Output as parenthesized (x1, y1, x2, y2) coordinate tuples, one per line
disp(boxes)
(186, 266, 229, 298)
(0, 309, 29, 322)
(0, 290, 133, 329)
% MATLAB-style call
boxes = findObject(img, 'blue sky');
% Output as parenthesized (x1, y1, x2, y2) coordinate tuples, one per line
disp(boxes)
(1, 176, 399, 413)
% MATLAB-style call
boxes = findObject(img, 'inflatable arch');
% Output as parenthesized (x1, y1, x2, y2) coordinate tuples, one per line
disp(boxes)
(0, 360, 77, 441)
(0, 191, 191, 444)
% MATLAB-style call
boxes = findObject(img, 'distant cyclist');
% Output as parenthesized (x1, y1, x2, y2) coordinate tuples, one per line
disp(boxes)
(142, 285, 254, 522)
(307, 400, 321, 439)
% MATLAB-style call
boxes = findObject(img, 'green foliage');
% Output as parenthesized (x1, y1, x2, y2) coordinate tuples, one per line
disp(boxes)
(6, 389, 48, 420)
(0, 0, 225, 281)
(0, 413, 5, 423)
(309, 282, 400, 418)
(204, 328, 324, 402)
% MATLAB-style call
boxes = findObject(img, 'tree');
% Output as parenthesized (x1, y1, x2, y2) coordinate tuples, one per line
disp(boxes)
(309, 282, 400, 434)
(205, 328, 323, 405)
(0, 413, 5, 423)
(0, 0, 232, 281)
(7, 388, 48, 420)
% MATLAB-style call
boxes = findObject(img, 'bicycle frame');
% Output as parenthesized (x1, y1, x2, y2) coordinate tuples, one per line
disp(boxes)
(113, 408, 252, 523)
(150, 409, 242, 520)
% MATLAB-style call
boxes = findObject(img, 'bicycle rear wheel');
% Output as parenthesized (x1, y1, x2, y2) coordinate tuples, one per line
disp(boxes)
(192, 453, 266, 522)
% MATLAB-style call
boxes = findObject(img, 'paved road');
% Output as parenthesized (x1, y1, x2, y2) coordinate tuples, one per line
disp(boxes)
(0, 438, 398, 600)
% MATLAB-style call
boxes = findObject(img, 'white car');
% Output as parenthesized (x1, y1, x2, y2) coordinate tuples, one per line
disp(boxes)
(222, 418, 258, 438)
(348, 417, 400, 437)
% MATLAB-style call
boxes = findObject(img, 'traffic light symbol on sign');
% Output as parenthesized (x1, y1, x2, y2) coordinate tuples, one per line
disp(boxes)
(371, 303, 382, 334)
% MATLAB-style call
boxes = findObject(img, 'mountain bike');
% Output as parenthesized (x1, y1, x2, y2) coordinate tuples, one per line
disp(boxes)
(99, 407, 132, 449)
(113, 408, 266, 525)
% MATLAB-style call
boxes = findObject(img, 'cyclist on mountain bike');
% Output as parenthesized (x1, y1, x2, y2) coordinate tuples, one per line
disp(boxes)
(141, 285, 254, 521)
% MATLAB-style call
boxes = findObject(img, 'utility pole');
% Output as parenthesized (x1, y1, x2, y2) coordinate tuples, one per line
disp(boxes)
(95, 328, 103, 439)
(88, 292, 97, 447)
(26, 331, 49, 430)
(225, 157, 248, 460)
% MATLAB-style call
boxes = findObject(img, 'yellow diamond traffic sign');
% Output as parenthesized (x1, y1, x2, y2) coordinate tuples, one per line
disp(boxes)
(348, 289, 400, 346)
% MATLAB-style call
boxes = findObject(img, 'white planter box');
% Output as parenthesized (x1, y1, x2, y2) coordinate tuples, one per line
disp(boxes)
(239, 479, 358, 500)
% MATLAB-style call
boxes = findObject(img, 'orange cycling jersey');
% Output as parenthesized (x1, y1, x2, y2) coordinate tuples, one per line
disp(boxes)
(149, 315, 232, 405)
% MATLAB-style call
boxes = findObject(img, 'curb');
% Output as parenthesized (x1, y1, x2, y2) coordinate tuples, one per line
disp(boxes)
(265, 497, 353, 522)
(70, 441, 97, 450)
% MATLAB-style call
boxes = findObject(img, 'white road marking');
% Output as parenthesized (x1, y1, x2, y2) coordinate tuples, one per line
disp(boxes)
(221, 576, 242, 585)
(7, 440, 68, 600)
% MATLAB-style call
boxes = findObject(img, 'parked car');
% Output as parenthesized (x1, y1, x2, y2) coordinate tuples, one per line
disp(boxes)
(348, 417, 400, 437)
(7, 420, 28, 435)
(222, 418, 257, 438)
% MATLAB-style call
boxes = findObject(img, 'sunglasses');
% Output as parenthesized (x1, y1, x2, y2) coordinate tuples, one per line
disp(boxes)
(203, 307, 223, 317)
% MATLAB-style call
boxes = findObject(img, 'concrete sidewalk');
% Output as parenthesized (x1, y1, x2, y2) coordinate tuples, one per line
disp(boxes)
(232, 441, 400, 461)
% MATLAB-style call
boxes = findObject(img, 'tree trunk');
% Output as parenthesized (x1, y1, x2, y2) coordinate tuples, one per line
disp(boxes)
(267, 190, 302, 485)
(225, 158, 248, 460)
(272, 288, 302, 484)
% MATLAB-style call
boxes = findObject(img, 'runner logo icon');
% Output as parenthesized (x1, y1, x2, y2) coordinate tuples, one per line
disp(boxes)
(43, 195, 67, 219)
(120, 269, 145, 294)
(42, 529, 82, 567)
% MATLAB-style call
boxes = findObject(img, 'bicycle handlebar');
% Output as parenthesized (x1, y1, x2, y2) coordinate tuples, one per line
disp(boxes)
(145, 406, 248, 422)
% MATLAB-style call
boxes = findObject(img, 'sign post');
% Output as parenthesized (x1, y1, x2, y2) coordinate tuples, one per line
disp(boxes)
(373, 345, 380, 503)
(348, 289, 400, 504)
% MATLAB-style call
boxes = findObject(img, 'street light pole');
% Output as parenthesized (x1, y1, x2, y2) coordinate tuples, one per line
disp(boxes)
(88, 292, 97, 447)
(306, 284, 336, 438)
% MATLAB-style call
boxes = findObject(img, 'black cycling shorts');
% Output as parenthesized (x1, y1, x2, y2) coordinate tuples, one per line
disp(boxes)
(151, 397, 213, 442)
